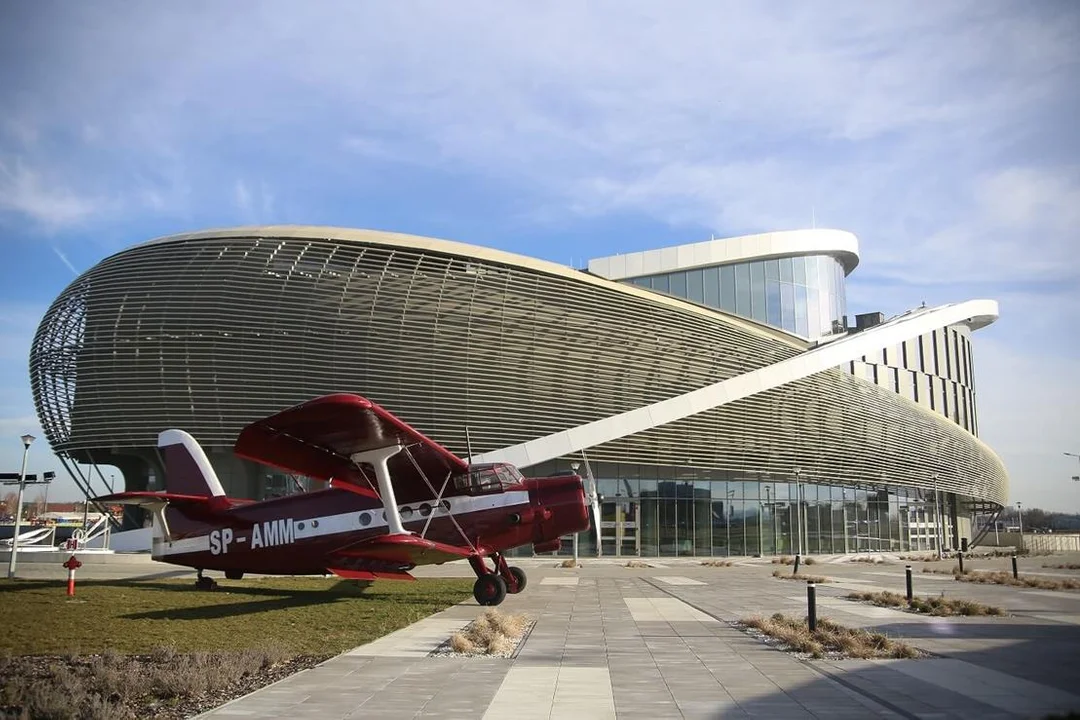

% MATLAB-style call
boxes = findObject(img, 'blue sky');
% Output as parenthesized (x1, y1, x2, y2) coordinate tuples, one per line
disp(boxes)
(1, 2, 1078, 511)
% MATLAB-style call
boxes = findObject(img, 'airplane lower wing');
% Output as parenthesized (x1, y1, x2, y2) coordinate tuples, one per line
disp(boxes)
(331, 533, 475, 567)
(326, 568, 416, 582)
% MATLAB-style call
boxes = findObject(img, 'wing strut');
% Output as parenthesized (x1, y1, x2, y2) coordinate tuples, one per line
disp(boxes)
(420, 469, 452, 539)
(402, 446, 479, 555)
(350, 445, 410, 536)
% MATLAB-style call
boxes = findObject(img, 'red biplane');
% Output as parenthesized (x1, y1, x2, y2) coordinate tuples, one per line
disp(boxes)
(95, 394, 590, 606)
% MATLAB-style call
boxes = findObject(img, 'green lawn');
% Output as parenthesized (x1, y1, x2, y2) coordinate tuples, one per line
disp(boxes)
(0, 577, 473, 656)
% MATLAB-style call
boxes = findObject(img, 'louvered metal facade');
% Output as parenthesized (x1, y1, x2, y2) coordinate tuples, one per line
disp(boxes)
(30, 227, 1007, 543)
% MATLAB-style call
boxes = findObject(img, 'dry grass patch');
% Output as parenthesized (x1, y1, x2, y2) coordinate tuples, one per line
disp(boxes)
(556, 559, 581, 568)
(0, 577, 471, 719)
(0, 647, 321, 720)
(771, 555, 794, 565)
(771, 570, 830, 583)
(1043, 563, 1080, 570)
(923, 567, 956, 575)
(849, 556, 887, 564)
(700, 560, 735, 567)
(804, 557, 817, 565)
(624, 560, 653, 568)
(923, 567, 1080, 591)
(901, 554, 942, 562)
(956, 570, 1080, 591)
(446, 609, 531, 656)
(740, 613, 921, 660)
(845, 590, 1005, 617)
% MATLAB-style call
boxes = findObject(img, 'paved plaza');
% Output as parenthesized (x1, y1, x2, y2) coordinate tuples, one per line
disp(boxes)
(177, 552, 1080, 719)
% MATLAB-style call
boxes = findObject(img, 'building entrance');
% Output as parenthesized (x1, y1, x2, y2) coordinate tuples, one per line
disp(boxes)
(599, 499, 639, 556)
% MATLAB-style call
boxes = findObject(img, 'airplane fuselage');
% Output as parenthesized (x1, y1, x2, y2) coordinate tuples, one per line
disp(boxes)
(154, 475, 585, 576)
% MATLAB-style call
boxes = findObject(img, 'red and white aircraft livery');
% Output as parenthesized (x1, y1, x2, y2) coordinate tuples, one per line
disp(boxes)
(95, 394, 590, 606)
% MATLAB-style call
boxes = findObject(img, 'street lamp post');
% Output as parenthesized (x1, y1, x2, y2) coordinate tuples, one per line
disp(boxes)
(1016, 501, 1024, 551)
(726, 489, 735, 557)
(1066, 452, 1080, 483)
(6, 434, 36, 579)
(570, 462, 581, 563)
(793, 468, 804, 557)
(763, 484, 770, 554)
(932, 473, 943, 559)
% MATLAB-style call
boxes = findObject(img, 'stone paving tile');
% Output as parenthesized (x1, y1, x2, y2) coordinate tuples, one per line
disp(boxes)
(200, 559, 1080, 719)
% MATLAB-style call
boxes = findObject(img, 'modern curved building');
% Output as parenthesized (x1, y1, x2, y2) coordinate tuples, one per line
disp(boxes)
(30, 226, 1008, 556)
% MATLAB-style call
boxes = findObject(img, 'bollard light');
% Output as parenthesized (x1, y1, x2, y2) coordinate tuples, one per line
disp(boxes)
(807, 581, 817, 632)
(905, 565, 913, 602)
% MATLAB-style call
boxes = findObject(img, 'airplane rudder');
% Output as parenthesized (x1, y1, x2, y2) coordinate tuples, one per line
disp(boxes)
(157, 429, 226, 498)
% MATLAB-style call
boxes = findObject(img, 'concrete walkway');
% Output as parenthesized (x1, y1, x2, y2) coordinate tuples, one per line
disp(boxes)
(197, 554, 1080, 719)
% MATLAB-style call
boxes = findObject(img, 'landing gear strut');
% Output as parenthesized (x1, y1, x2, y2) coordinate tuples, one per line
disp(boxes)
(469, 553, 526, 606)
(195, 569, 218, 591)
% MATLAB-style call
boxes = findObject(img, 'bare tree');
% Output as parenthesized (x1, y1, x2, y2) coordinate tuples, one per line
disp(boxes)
(28, 491, 47, 519)
(2, 491, 20, 519)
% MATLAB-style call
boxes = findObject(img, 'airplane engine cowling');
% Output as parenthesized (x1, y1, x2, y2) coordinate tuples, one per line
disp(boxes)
(533, 539, 561, 553)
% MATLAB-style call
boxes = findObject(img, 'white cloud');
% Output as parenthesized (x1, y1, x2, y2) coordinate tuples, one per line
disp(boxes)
(234, 179, 252, 215)
(0, 1, 1077, 511)
(0, 159, 100, 230)
(975, 336, 1080, 512)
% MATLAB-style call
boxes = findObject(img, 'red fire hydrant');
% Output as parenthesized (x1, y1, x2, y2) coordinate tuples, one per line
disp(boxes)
(62, 555, 82, 597)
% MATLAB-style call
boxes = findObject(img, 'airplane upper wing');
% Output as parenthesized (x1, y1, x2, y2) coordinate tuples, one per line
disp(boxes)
(233, 394, 469, 503)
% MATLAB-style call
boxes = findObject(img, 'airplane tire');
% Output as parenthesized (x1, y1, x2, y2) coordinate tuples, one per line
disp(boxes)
(473, 574, 507, 606)
(507, 566, 527, 594)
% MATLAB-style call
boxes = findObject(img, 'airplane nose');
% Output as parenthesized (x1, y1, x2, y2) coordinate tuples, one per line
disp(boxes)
(525, 475, 591, 546)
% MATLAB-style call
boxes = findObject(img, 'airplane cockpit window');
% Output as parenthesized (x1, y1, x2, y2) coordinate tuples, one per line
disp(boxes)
(452, 465, 517, 495)
(495, 465, 523, 485)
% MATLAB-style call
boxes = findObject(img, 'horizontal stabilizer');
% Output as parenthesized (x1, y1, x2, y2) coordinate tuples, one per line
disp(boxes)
(333, 534, 474, 566)
(93, 491, 231, 526)
(327, 568, 416, 582)
(94, 491, 214, 507)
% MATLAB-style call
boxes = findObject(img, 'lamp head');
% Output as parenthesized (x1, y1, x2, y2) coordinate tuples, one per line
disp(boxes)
(570, 462, 580, 472)
(20, 434, 35, 448)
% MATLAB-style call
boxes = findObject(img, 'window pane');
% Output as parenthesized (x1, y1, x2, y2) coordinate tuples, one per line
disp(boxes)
(765, 258, 779, 280)
(703, 266, 720, 307)
(793, 256, 807, 285)
(795, 284, 808, 336)
(779, 257, 793, 282)
(735, 263, 752, 317)
(653, 273, 669, 294)
(767, 279, 782, 328)
(807, 286, 821, 337)
(751, 261, 766, 322)
(780, 282, 796, 332)
(687, 268, 704, 303)
(670, 271, 687, 298)
(721, 265, 736, 311)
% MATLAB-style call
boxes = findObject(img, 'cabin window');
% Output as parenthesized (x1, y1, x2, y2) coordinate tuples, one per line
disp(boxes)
(453, 465, 511, 494)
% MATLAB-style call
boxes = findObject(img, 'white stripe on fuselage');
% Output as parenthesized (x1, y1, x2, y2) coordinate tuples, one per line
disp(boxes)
(152, 490, 531, 558)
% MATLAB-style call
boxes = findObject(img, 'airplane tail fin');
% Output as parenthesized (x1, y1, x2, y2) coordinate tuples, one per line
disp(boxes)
(152, 430, 229, 549)
(157, 429, 226, 499)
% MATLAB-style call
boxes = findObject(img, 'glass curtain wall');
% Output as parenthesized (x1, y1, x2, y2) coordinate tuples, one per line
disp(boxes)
(629, 255, 848, 339)
(517, 462, 952, 558)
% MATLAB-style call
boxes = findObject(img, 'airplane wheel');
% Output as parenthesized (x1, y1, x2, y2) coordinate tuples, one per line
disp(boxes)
(507, 566, 527, 594)
(473, 574, 507, 606)
(195, 576, 218, 591)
